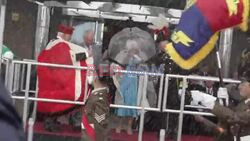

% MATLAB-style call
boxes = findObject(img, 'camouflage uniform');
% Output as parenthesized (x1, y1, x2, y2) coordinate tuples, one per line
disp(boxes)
(82, 87, 110, 141)
(212, 100, 250, 141)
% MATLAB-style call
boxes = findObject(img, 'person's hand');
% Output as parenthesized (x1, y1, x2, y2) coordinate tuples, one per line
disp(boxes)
(217, 87, 229, 106)
(148, 14, 169, 31)
(159, 40, 169, 51)
(86, 57, 96, 84)
(190, 90, 217, 109)
(87, 47, 93, 57)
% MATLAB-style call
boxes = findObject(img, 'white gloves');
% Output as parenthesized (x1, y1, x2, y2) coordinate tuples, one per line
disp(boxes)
(86, 57, 96, 85)
(190, 90, 217, 109)
(148, 14, 169, 31)
(217, 87, 229, 106)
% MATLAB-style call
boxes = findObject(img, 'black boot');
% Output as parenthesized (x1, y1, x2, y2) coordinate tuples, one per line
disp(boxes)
(69, 111, 82, 131)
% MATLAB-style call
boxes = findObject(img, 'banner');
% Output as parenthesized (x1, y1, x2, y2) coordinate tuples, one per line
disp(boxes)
(164, 0, 249, 69)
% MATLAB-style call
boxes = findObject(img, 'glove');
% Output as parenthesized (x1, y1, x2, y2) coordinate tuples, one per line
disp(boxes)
(87, 47, 93, 57)
(86, 57, 96, 85)
(217, 87, 229, 106)
(148, 14, 169, 37)
(190, 90, 216, 109)
(159, 41, 169, 51)
(148, 14, 169, 30)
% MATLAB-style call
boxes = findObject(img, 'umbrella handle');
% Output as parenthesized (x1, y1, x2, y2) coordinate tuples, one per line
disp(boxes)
(108, 58, 126, 68)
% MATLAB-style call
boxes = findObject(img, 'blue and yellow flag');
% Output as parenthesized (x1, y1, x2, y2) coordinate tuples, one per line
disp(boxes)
(164, 0, 249, 69)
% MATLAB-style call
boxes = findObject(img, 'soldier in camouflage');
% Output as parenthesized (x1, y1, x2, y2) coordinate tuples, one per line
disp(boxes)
(81, 67, 111, 141)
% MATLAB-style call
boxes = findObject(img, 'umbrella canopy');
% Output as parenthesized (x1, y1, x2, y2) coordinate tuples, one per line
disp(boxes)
(108, 27, 156, 65)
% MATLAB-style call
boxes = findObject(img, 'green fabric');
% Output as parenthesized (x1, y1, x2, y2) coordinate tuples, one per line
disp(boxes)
(2, 45, 11, 55)
(2, 45, 15, 58)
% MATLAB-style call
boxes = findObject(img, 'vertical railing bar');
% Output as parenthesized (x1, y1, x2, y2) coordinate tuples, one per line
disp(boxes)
(22, 64, 31, 129)
(13, 64, 20, 92)
(20, 63, 25, 91)
(138, 75, 148, 141)
(162, 75, 169, 111)
(27, 118, 34, 141)
(32, 78, 39, 121)
(157, 74, 164, 109)
(177, 78, 187, 141)
(7, 61, 14, 94)
(4, 59, 10, 87)
(17, 64, 22, 92)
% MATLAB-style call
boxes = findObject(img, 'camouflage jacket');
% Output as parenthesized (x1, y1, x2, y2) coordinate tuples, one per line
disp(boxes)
(212, 99, 250, 141)
(83, 87, 110, 141)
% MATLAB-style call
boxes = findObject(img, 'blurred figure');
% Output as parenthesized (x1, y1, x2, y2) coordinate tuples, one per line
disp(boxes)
(82, 30, 102, 68)
(191, 69, 250, 141)
(81, 66, 111, 141)
(56, 25, 73, 41)
(204, 80, 218, 96)
(0, 80, 24, 141)
(83, 30, 95, 48)
(1, 45, 15, 81)
(37, 24, 89, 131)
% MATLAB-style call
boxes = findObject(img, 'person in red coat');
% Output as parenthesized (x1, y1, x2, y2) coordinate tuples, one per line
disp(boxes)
(37, 24, 90, 131)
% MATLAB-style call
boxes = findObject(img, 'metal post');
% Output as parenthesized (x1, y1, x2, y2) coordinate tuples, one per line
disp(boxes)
(0, 0, 6, 72)
(159, 129, 166, 141)
(177, 78, 187, 141)
(138, 75, 148, 141)
(219, 29, 233, 78)
(23, 64, 31, 129)
(163, 76, 170, 139)
(100, 23, 104, 43)
(27, 118, 34, 141)
(157, 74, 164, 109)
(4, 59, 9, 86)
(94, 20, 98, 43)
(13, 64, 21, 92)
(7, 61, 14, 93)
(20, 64, 25, 91)
(162, 75, 169, 110)
(32, 79, 39, 121)
(34, 4, 50, 59)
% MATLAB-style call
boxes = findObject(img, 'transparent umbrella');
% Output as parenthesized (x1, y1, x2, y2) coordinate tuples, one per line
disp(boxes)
(108, 27, 156, 65)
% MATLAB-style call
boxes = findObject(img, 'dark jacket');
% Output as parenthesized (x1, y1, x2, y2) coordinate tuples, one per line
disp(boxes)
(0, 80, 24, 141)
(212, 99, 250, 141)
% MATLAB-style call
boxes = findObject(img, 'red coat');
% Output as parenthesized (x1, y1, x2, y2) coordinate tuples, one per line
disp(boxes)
(37, 38, 88, 114)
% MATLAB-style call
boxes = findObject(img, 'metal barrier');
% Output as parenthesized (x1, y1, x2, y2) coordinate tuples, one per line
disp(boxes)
(162, 74, 240, 141)
(4, 59, 241, 141)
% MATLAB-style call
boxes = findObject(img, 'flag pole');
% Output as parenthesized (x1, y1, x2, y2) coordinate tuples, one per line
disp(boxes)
(215, 35, 224, 87)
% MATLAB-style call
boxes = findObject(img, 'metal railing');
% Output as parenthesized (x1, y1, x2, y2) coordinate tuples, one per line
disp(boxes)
(162, 74, 240, 141)
(3, 59, 241, 141)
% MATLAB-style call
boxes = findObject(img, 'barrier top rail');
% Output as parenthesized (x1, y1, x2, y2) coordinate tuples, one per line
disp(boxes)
(12, 60, 243, 82)
(12, 60, 164, 76)
(166, 74, 241, 83)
